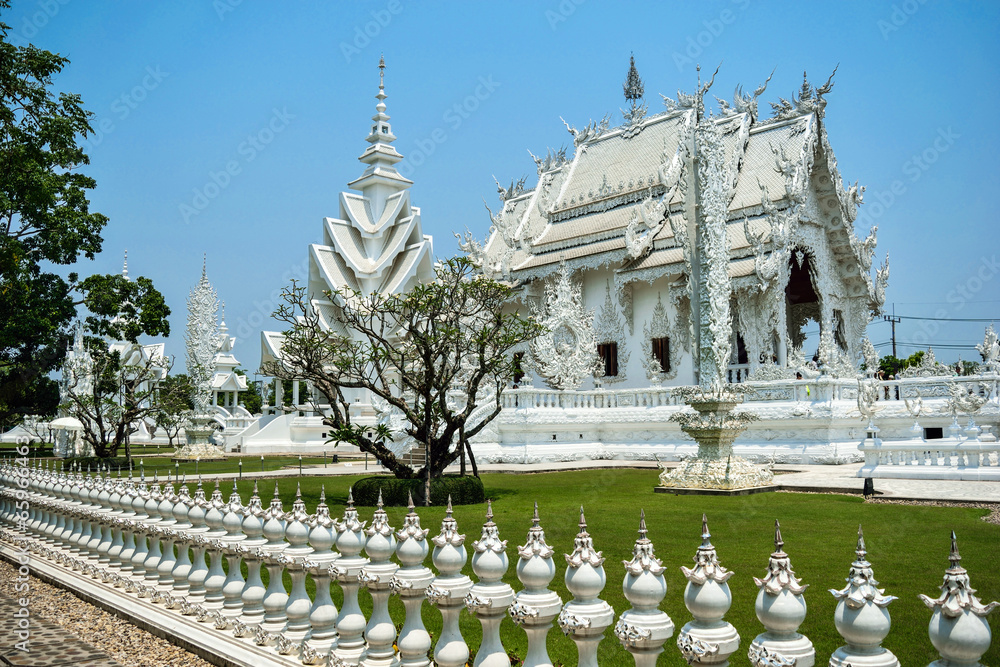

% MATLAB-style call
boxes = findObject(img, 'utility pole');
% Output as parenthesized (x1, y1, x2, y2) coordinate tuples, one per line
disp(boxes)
(883, 304, 901, 358)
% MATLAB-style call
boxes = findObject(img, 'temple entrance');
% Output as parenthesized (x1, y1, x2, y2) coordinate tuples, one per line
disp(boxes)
(786, 251, 821, 362)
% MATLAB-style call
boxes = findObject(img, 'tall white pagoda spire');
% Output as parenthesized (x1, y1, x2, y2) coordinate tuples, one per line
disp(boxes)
(301, 55, 433, 301)
(348, 54, 413, 197)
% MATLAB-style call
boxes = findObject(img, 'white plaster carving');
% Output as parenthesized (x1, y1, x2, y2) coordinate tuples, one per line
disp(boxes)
(528, 263, 600, 390)
(593, 281, 629, 384)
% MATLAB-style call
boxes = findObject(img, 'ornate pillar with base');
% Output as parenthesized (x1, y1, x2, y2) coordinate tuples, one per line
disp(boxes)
(466, 499, 514, 667)
(829, 526, 899, 667)
(511, 502, 562, 667)
(393, 493, 433, 667)
(428, 496, 472, 667)
(332, 488, 369, 665)
(359, 491, 398, 667)
(919, 531, 998, 667)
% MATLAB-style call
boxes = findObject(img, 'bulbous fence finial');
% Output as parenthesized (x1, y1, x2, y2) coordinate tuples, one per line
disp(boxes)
(617, 509, 673, 667)
(919, 531, 998, 667)
(559, 505, 613, 667)
(829, 524, 898, 667)
(750, 520, 813, 666)
(511, 501, 561, 667)
(679, 514, 738, 666)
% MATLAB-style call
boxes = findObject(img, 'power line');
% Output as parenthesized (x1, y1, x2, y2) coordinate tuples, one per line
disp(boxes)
(895, 315, 996, 323)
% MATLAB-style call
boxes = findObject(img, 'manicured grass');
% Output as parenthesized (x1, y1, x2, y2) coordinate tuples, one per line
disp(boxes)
(131, 455, 334, 480)
(220, 469, 998, 666)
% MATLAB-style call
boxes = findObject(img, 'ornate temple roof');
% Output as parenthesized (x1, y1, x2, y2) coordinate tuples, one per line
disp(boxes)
(471, 63, 885, 313)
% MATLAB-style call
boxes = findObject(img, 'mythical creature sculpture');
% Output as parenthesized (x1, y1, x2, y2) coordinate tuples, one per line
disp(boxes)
(945, 382, 987, 419)
(494, 175, 527, 202)
(976, 324, 1000, 374)
(715, 69, 773, 124)
(528, 146, 569, 174)
(744, 184, 794, 292)
(770, 67, 838, 121)
(560, 114, 611, 147)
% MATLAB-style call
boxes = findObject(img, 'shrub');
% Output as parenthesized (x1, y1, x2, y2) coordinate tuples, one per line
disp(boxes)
(351, 474, 485, 507)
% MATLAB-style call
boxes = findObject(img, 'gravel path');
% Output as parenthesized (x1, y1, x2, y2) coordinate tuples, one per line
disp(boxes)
(0, 559, 213, 667)
(865, 497, 1000, 525)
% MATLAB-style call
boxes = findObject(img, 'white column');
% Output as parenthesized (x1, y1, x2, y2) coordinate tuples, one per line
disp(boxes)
(292, 380, 300, 407)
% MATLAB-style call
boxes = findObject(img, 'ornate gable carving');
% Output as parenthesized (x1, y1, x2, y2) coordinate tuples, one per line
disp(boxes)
(528, 263, 600, 390)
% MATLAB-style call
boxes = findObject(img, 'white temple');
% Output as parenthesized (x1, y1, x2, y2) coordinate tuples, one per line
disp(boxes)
(465, 61, 888, 390)
(250, 56, 433, 453)
(243, 58, 999, 477)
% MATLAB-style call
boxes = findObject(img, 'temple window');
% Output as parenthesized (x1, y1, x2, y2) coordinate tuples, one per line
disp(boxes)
(651, 337, 670, 373)
(597, 342, 619, 377)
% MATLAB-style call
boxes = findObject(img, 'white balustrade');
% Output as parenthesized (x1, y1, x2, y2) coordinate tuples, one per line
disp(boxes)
(0, 462, 995, 667)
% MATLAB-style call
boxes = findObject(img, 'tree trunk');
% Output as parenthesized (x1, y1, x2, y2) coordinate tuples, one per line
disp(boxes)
(465, 438, 479, 478)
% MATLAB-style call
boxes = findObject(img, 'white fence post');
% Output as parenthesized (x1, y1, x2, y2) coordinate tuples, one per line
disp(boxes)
(393, 493, 433, 667)
(428, 496, 473, 667)
(360, 491, 399, 666)
(616, 509, 674, 667)
(510, 502, 562, 667)
(558, 507, 614, 667)
(749, 520, 813, 666)
(467, 499, 514, 667)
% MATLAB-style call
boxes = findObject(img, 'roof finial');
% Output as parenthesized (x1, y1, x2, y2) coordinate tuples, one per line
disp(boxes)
(379, 53, 385, 90)
(623, 52, 644, 103)
(122, 249, 129, 280)
(201, 252, 207, 280)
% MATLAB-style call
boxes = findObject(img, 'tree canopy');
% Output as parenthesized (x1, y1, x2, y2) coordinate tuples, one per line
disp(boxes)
(0, 3, 170, 430)
(262, 257, 543, 480)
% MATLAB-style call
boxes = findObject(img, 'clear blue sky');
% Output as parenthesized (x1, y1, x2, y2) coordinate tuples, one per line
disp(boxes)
(6, 0, 999, 373)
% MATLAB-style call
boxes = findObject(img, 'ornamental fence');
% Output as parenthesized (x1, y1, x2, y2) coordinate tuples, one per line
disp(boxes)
(501, 374, 1000, 410)
(0, 462, 995, 667)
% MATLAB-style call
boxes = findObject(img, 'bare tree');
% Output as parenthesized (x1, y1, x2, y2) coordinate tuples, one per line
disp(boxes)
(262, 257, 542, 479)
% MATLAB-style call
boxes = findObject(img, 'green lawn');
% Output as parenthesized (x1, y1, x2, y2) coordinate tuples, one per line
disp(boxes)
(216, 469, 997, 666)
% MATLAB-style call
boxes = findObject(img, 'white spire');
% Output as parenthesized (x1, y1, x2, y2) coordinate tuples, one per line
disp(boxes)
(122, 249, 130, 281)
(349, 55, 412, 191)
